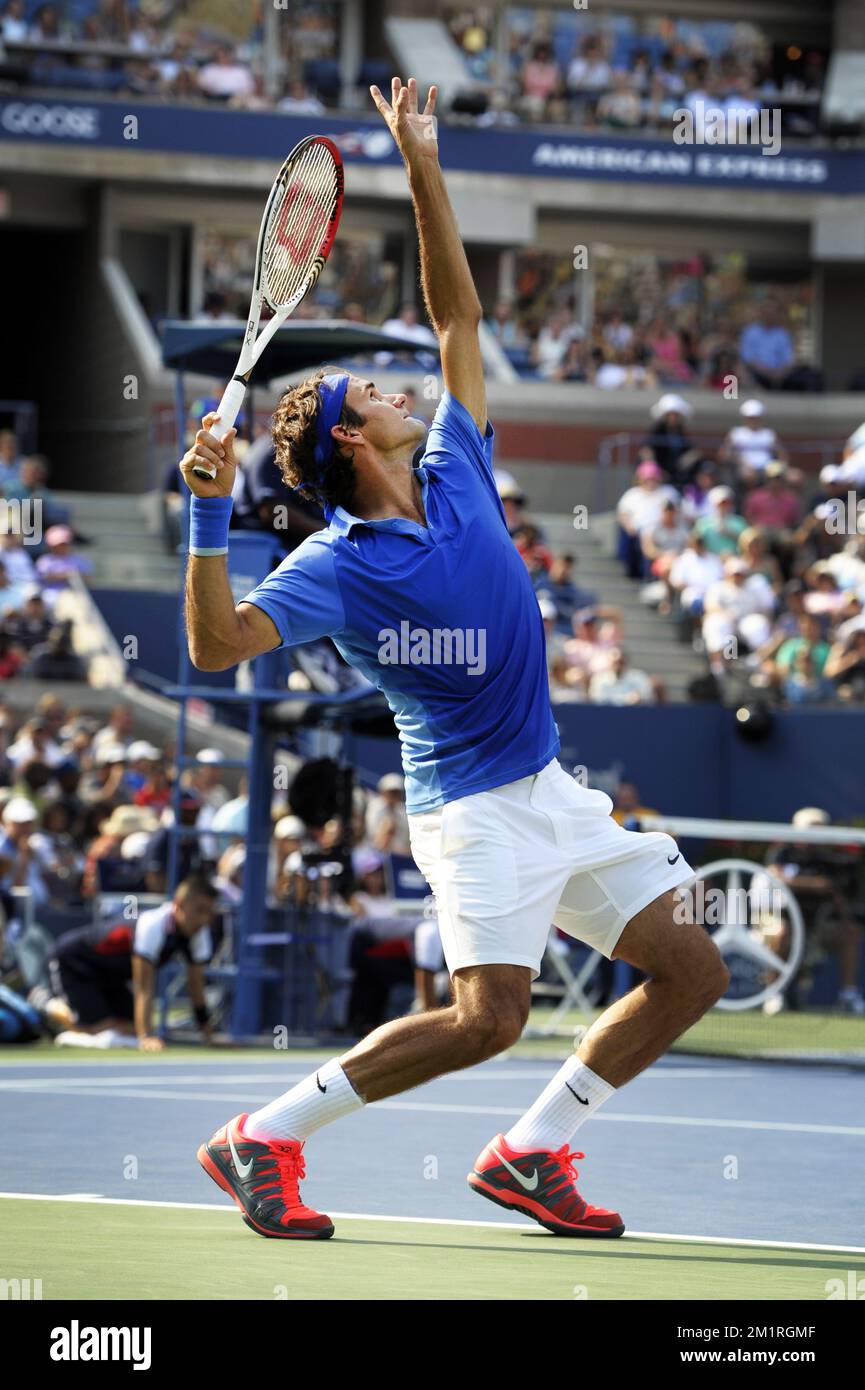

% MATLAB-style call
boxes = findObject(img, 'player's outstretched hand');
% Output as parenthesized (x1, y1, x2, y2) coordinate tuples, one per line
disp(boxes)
(179, 411, 238, 498)
(370, 76, 438, 166)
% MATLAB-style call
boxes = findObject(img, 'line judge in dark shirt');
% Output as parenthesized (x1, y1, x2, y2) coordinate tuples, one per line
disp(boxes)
(53, 875, 218, 1050)
(232, 432, 325, 551)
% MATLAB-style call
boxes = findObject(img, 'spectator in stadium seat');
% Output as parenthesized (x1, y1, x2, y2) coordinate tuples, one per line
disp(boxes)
(520, 40, 561, 119)
(0, 429, 24, 486)
(702, 556, 775, 672)
(589, 649, 656, 706)
(646, 322, 694, 386)
(81, 804, 157, 898)
(380, 302, 438, 352)
(783, 645, 835, 705)
(0, 556, 30, 617)
(721, 399, 786, 484)
(0, 533, 36, 588)
(681, 461, 719, 521)
(640, 498, 690, 610)
(761, 809, 865, 1015)
(277, 80, 325, 115)
(593, 342, 657, 391)
(35, 527, 92, 606)
(0, 631, 24, 681)
(144, 790, 209, 894)
(566, 35, 611, 97)
(645, 393, 694, 483)
(695, 486, 748, 556)
(611, 780, 659, 827)
(494, 470, 527, 534)
(743, 461, 801, 537)
(825, 626, 865, 702)
(0, 796, 51, 909)
(531, 308, 581, 379)
(562, 607, 623, 684)
(738, 527, 783, 592)
(197, 44, 255, 101)
(1, 0, 27, 43)
(535, 553, 595, 635)
(485, 299, 525, 351)
(91, 704, 134, 762)
(27, 623, 88, 682)
(668, 532, 724, 624)
(232, 432, 324, 553)
(764, 613, 830, 692)
(6, 714, 64, 771)
(132, 756, 173, 811)
(365, 773, 410, 857)
(597, 71, 641, 129)
(739, 301, 795, 390)
(616, 460, 678, 578)
(79, 747, 128, 813)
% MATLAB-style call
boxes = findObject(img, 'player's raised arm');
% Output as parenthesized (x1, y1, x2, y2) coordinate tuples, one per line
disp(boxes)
(370, 76, 486, 432)
(180, 413, 282, 671)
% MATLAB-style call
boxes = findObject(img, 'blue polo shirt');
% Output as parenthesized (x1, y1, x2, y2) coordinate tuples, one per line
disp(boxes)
(242, 390, 559, 813)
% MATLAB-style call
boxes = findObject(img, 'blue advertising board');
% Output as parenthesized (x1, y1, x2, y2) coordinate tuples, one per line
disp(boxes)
(2, 96, 864, 193)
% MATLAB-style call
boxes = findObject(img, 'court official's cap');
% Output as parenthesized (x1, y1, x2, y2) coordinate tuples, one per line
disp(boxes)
(377, 773, 404, 794)
(740, 399, 765, 418)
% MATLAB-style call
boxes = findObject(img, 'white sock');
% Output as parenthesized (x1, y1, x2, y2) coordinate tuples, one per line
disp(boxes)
(244, 1058, 364, 1142)
(504, 1056, 614, 1152)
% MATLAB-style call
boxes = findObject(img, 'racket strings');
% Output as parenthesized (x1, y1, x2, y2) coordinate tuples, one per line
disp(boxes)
(263, 143, 338, 309)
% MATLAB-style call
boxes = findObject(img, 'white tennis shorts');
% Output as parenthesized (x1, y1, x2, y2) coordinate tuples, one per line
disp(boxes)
(408, 758, 693, 979)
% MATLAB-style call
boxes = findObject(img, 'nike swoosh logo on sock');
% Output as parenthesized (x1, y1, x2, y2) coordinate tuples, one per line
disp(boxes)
(492, 1146, 539, 1191)
(566, 1081, 590, 1105)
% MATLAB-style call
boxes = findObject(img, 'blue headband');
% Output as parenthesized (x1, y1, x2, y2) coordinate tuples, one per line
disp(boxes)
(314, 373, 349, 514)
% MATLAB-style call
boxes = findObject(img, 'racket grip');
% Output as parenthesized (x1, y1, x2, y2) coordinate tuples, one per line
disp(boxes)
(191, 378, 247, 479)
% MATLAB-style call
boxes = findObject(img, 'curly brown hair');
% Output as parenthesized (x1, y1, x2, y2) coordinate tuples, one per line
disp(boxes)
(271, 366, 367, 516)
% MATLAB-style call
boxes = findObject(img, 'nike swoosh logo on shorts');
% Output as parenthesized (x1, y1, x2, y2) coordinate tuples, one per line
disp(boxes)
(492, 1146, 539, 1191)
(228, 1128, 254, 1180)
(667, 853, 681, 865)
(566, 1081, 589, 1105)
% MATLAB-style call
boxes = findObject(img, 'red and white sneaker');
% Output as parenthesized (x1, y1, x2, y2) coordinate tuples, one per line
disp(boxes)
(468, 1133, 624, 1237)
(197, 1113, 333, 1239)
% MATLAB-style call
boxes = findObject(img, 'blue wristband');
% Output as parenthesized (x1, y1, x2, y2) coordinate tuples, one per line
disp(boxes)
(189, 495, 233, 556)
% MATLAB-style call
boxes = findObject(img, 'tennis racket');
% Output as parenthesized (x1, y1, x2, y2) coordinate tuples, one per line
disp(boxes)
(192, 134, 344, 479)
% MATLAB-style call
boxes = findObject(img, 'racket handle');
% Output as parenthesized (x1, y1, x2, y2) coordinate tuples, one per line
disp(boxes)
(191, 377, 247, 479)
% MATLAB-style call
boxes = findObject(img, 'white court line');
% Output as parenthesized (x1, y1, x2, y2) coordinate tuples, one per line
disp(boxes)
(0, 1191, 862, 1255)
(0, 1067, 762, 1089)
(0, 1080, 860, 1136)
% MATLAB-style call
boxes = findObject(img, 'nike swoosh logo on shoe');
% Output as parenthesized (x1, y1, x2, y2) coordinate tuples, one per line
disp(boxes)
(491, 1146, 539, 1191)
(228, 1127, 254, 1180)
(565, 1081, 589, 1105)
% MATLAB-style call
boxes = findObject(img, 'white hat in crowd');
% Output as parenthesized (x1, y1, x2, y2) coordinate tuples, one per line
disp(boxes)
(650, 393, 693, 420)
(127, 741, 161, 762)
(792, 807, 830, 829)
(377, 773, 404, 794)
(2, 797, 39, 824)
(740, 399, 765, 418)
(196, 748, 224, 764)
(274, 815, 305, 841)
(708, 485, 734, 507)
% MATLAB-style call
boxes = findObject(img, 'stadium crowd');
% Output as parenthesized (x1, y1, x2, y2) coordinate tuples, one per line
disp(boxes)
(2, 1, 827, 141)
(0, 429, 90, 683)
(447, 7, 825, 134)
(608, 396, 865, 706)
(0, 697, 441, 1041)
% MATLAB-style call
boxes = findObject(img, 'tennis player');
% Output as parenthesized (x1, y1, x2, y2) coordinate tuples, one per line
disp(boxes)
(183, 77, 729, 1240)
